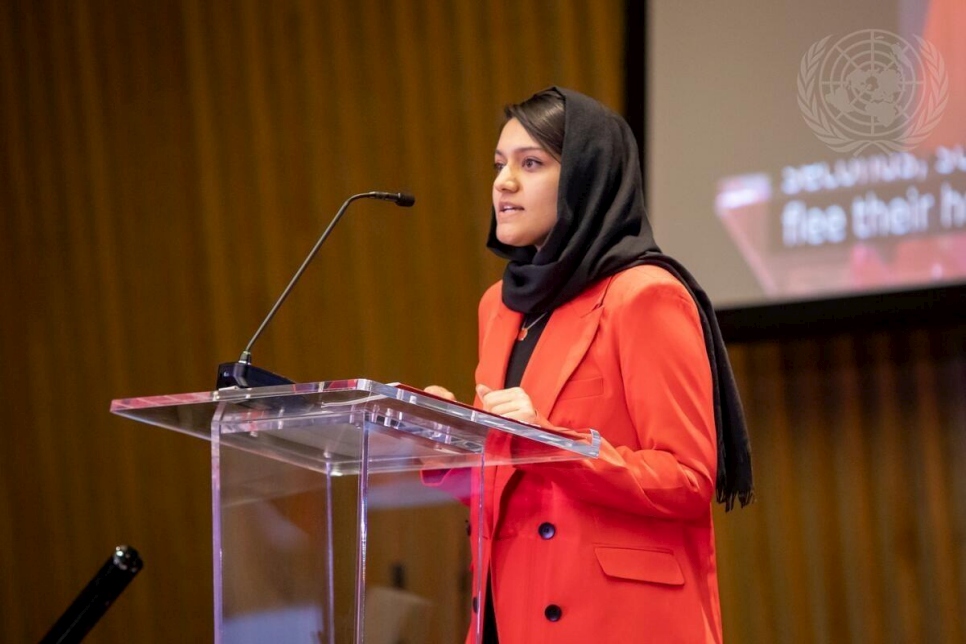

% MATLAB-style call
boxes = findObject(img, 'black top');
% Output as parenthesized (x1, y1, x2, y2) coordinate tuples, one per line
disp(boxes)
(503, 313, 551, 389)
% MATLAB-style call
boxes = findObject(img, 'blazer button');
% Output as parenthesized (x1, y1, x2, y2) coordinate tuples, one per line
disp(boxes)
(544, 604, 562, 622)
(472, 596, 479, 613)
(538, 522, 556, 539)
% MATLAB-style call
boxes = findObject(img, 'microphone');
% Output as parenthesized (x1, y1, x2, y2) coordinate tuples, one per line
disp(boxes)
(216, 191, 416, 388)
(371, 191, 416, 207)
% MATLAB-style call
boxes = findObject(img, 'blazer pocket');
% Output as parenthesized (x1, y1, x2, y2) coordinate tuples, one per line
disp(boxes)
(558, 376, 604, 401)
(594, 546, 685, 586)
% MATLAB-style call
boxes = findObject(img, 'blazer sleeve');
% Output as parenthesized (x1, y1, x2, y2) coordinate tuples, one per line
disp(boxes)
(519, 277, 718, 521)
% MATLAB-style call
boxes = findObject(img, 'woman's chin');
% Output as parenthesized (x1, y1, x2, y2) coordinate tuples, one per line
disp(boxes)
(496, 228, 532, 248)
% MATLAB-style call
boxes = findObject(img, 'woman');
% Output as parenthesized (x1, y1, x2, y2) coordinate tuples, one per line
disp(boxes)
(427, 87, 753, 643)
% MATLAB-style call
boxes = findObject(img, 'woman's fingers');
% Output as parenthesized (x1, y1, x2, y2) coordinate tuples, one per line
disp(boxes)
(477, 386, 537, 423)
(424, 385, 456, 401)
(477, 386, 521, 406)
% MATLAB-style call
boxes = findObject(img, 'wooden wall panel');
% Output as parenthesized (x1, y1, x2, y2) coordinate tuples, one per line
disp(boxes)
(716, 327, 966, 643)
(0, 0, 623, 641)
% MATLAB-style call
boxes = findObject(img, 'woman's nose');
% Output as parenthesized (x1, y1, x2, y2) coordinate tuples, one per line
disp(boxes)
(495, 168, 518, 192)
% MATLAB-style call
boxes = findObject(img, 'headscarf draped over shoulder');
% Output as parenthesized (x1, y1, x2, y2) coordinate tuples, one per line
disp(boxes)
(487, 87, 754, 509)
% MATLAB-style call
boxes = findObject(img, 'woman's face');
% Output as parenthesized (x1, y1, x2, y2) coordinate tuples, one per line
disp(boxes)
(492, 118, 561, 250)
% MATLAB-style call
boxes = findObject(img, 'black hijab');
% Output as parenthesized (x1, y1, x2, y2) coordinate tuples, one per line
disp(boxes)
(487, 87, 754, 509)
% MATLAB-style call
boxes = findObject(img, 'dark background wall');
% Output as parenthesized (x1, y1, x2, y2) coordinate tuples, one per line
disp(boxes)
(0, 1, 962, 642)
(721, 329, 965, 642)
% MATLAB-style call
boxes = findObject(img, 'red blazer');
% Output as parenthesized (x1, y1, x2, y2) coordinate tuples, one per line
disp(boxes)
(471, 265, 722, 643)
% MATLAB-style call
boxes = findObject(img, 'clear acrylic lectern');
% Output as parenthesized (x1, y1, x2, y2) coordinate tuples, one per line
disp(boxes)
(111, 379, 599, 643)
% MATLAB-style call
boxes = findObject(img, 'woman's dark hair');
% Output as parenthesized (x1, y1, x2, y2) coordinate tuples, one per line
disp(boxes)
(504, 89, 565, 160)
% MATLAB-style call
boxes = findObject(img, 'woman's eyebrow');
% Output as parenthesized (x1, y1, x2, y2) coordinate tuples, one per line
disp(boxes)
(494, 146, 546, 156)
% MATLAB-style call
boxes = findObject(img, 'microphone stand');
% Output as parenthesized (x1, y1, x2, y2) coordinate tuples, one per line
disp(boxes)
(216, 191, 415, 388)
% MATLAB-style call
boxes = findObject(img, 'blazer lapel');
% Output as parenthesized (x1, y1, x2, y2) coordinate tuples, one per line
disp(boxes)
(475, 302, 520, 391)
(520, 276, 612, 420)
(476, 276, 614, 539)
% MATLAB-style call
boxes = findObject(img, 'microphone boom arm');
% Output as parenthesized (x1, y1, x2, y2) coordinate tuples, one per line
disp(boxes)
(238, 191, 413, 366)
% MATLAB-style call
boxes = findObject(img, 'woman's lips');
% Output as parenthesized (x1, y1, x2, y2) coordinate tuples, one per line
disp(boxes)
(496, 204, 523, 221)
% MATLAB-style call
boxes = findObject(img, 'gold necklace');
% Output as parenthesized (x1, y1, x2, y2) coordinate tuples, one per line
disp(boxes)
(517, 312, 549, 341)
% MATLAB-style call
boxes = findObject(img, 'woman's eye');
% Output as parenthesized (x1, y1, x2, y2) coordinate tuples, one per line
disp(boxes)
(493, 162, 505, 172)
(523, 158, 542, 169)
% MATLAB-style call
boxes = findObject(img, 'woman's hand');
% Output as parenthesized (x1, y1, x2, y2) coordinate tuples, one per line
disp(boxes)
(423, 385, 457, 401)
(476, 384, 539, 424)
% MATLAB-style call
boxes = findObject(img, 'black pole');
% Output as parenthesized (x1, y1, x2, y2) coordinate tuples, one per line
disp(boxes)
(40, 546, 143, 644)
